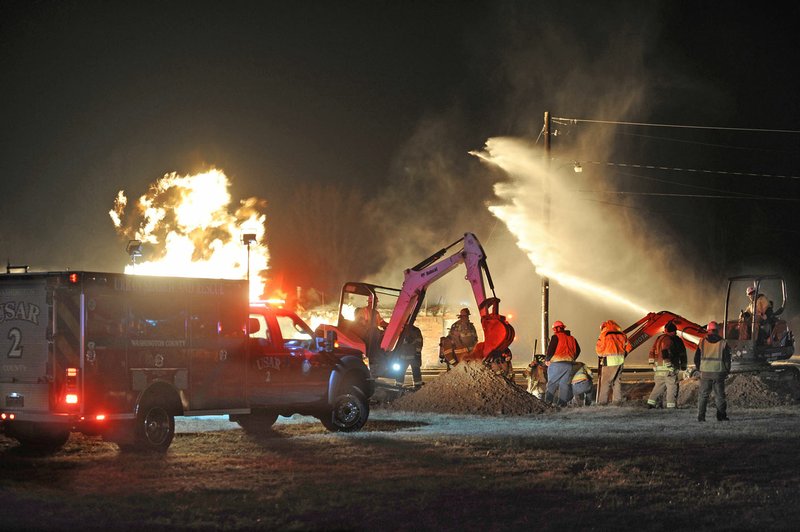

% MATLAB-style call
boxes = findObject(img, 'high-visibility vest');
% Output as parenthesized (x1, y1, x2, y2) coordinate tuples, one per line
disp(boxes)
(596, 330, 629, 366)
(699, 338, 727, 373)
(551, 332, 578, 362)
(571, 363, 591, 384)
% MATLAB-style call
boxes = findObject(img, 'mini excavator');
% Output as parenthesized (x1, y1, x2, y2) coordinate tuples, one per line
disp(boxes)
(317, 233, 515, 383)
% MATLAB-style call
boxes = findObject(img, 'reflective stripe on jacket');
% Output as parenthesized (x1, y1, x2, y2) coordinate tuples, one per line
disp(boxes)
(649, 334, 675, 369)
(571, 363, 591, 384)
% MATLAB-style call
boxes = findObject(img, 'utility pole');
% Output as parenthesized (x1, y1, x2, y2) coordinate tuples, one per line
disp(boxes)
(541, 111, 551, 354)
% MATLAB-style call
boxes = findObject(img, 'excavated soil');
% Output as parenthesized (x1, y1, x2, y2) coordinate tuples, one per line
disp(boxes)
(388, 363, 800, 413)
(389, 362, 552, 415)
(677, 372, 800, 408)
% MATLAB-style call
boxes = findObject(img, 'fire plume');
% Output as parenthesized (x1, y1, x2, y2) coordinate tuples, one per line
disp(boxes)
(109, 169, 269, 300)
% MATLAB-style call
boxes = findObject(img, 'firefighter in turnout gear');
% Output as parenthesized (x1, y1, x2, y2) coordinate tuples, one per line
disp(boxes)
(569, 361, 593, 406)
(646, 321, 687, 409)
(544, 320, 581, 406)
(395, 324, 424, 389)
(595, 320, 631, 405)
(446, 308, 479, 363)
(695, 321, 732, 422)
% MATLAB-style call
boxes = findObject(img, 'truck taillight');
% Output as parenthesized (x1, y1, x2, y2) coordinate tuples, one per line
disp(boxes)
(63, 367, 80, 409)
(68, 273, 80, 284)
(1, 413, 15, 420)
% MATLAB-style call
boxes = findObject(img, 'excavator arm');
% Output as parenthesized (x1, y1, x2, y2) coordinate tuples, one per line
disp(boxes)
(625, 311, 707, 354)
(380, 232, 512, 358)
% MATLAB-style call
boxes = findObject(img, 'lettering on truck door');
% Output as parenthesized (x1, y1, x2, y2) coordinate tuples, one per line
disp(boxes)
(1, 279, 50, 412)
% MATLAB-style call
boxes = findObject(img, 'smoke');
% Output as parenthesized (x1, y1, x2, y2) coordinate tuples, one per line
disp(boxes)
(361, 3, 721, 362)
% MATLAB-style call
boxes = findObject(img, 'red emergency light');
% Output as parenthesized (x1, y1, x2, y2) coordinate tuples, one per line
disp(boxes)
(68, 273, 80, 284)
(1, 413, 16, 420)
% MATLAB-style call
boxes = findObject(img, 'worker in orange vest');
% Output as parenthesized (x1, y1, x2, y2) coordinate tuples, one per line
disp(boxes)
(544, 320, 581, 406)
(595, 320, 632, 405)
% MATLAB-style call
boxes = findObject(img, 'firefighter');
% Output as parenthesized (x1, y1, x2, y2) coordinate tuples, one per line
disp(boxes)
(595, 320, 632, 405)
(395, 323, 424, 389)
(569, 361, 593, 406)
(695, 321, 732, 422)
(544, 320, 581, 406)
(525, 354, 547, 399)
(646, 321, 687, 409)
(447, 307, 478, 357)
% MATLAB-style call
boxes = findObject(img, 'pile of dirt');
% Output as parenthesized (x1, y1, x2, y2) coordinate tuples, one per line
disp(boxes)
(678, 372, 800, 408)
(390, 362, 551, 415)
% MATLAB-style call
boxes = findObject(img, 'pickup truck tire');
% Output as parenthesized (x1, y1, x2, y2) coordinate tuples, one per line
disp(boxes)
(235, 410, 279, 435)
(125, 401, 175, 453)
(319, 392, 369, 432)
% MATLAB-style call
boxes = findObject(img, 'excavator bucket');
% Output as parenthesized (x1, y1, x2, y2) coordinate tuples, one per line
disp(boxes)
(458, 297, 515, 365)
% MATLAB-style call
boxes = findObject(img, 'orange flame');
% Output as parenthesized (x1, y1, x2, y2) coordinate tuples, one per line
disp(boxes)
(109, 169, 269, 300)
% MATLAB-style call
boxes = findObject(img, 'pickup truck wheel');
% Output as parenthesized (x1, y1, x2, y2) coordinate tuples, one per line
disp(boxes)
(235, 411, 279, 435)
(128, 402, 174, 453)
(320, 393, 369, 433)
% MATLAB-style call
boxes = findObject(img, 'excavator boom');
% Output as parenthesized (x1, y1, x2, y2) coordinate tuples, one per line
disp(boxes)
(625, 311, 707, 354)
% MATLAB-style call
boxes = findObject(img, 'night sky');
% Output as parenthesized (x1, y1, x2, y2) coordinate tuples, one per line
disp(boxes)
(2, 1, 799, 345)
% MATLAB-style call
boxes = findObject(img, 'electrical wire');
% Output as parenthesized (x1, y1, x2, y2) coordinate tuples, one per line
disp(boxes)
(575, 190, 800, 201)
(580, 159, 800, 180)
(552, 117, 800, 135)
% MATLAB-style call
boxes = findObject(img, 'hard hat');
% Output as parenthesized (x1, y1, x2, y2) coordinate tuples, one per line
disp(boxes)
(746, 286, 755, 296)
(553, 320, 565, 330)
(459, 308, 470, 316)
(664, 321, 677, 333)
(707, 321, 719, 331)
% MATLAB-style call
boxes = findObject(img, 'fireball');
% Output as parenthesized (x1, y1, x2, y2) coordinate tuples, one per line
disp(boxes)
(109, 168, 269, 301)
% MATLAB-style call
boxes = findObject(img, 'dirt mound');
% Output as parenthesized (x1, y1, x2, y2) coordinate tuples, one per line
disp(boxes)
(678, 372, 800, 408)
(390, 362, 551, 415)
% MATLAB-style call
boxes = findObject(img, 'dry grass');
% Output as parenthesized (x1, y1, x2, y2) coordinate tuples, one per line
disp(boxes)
(2, 406, 799, 531)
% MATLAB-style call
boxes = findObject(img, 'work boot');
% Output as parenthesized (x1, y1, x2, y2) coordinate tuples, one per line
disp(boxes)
(584, 395, 592, 407)
(544, 392, 554, 405)
(697, 414, 706, 422)
(716, 413, 730, 421)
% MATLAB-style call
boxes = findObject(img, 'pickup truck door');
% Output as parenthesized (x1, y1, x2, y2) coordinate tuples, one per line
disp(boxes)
(273, 312, 331, 404)
(246, 310, 329, 405)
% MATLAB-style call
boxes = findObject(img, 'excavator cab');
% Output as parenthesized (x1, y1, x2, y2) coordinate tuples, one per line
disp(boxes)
(329, 281, 406, 381)
(723, 275, 794, 371)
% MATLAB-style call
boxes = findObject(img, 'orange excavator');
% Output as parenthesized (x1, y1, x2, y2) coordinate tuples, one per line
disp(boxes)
(318, 233, 515, 383)
(618, 274, 795, 376)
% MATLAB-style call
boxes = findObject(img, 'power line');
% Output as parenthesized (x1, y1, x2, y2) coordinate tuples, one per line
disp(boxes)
(552, 117, 800, 135)
(576, 190, 800, 201)
(580, 159, 800, 180)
